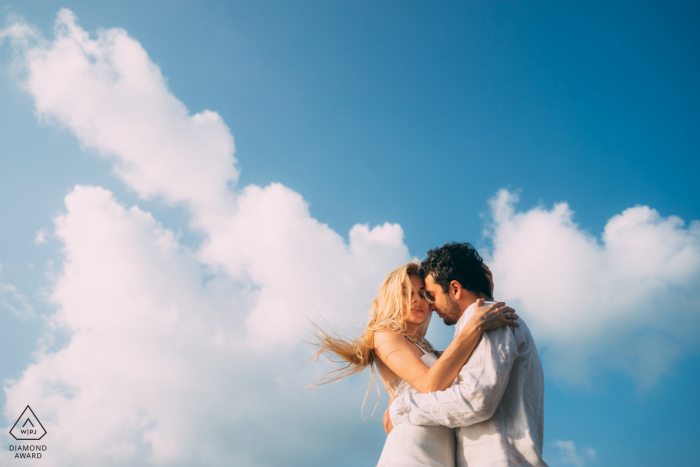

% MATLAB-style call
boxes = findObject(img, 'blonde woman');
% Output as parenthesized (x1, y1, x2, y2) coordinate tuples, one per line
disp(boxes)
(311, 262, 518, 467)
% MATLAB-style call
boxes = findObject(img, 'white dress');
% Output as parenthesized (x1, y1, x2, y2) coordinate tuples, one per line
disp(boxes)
(376, 349, 456, 467)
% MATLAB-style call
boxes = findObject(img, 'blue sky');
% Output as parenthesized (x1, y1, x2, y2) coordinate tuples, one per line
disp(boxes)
(0, 1, 698, 466)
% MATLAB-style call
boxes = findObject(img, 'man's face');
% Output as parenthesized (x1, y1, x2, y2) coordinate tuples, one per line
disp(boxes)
(424, 274, 462, 326)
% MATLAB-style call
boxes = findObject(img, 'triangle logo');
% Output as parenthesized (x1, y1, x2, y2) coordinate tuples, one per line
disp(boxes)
(9, 406, 47, 441)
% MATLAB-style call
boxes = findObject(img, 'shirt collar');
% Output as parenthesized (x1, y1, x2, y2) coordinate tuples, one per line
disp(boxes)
(454, 302, 477, 338)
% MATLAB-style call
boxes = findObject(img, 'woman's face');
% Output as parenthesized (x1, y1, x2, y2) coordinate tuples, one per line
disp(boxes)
(404, 275, 431, 325)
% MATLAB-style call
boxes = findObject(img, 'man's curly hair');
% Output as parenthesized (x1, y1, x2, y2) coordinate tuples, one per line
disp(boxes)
(421, 242, 492, 299)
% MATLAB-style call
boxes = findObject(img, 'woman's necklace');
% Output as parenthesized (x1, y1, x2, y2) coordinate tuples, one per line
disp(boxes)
(403, 334, 435, 354)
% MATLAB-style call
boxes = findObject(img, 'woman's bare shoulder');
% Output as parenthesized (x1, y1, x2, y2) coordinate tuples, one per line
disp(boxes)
(373, 329, 409, 356)
(373, 328, 403, 343)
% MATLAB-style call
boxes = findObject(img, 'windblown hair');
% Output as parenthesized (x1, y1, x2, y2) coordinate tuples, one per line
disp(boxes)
(421, 242, 493, 299)
(307, 262, 430, 414)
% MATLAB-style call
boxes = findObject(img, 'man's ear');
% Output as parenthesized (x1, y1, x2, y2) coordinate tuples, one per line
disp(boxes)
(450, 280, 463, 300)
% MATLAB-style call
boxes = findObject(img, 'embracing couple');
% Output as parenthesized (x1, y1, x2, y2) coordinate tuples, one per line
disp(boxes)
(313, 242, 547, 467)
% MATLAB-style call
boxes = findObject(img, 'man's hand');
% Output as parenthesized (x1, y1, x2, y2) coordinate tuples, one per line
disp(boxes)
(383, 396, 397, 435)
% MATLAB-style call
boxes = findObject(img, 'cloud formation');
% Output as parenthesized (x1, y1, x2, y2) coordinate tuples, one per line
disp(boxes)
(4, 9, 237, 227)
(34, 229, 48, 244)
(2, 10, 407, 466)
(486, 189, 700, 385)
(546, 440, 596, 466)
(0, 281, 34, 320)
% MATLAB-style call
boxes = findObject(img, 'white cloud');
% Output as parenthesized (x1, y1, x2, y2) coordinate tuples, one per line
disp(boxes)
(4, 8, 237, 228)
(199, 183, 408, 348)
(0, 282, 34, 319)
(486, 189, 700, 385)
(0, 20, 39, 47)
(35, 229, 48, 244)
(547, 440, 595, 466)
(1, 10, 407, 466)
(3, 185, 401, 466)
(586, 448, 597, 461)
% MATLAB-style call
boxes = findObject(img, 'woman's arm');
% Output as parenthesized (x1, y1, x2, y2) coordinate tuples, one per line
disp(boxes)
(374, 300, 518, 393)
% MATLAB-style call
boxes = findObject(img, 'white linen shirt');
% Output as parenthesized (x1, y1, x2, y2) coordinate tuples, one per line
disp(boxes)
(389, 302, 548, 467)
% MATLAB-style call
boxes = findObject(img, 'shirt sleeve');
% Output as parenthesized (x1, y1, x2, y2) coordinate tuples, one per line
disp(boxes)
(389, 326, 517, 428)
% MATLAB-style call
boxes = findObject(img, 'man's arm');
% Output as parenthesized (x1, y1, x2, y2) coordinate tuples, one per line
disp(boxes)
(389, 326, 517, 429)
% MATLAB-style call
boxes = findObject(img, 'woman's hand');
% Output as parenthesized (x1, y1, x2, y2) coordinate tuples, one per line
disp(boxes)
(468, 298, 519, 333)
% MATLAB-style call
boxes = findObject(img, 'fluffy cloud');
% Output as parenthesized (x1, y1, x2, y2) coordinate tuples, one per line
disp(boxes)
(34, 229, 48, 244)
(546, 440, 596, 466)
(1, 10, 407, 466)
(3, 186, 397, 466)
(3, 8, 237, 227)
(486, 189, 700, 385)
(199, 182, 409, 348)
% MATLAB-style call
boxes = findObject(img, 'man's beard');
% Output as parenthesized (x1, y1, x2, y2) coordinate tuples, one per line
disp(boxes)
(439, 296, 462, 326)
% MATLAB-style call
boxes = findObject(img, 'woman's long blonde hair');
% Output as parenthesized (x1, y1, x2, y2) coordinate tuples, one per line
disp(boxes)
(307, 262, 431, 414)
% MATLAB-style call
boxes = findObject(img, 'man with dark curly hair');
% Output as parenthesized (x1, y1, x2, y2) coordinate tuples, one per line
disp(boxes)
(385, 242, 548, 467)
(420, 242, 494, 325)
